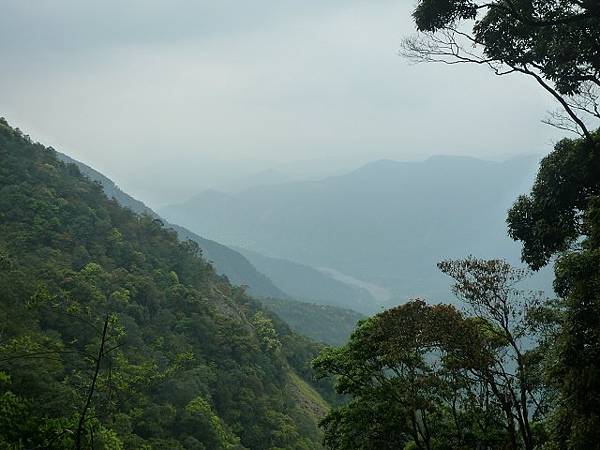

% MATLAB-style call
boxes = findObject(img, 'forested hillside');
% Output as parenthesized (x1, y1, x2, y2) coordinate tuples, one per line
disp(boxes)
(55, 152, 288, 301)
(0, 119, 334, 449)
(54, 152, 364, 344)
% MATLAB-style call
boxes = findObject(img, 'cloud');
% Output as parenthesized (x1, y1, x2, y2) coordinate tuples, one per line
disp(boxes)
(0, 0, 564, 205)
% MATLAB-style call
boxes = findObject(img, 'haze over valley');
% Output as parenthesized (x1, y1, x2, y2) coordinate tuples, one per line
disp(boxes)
(2, 1, 597, 448)
(161, 154, 553, 313)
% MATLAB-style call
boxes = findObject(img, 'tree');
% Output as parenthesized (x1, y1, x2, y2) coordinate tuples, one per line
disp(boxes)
(401, 0, 600, 139)
(314, 258, 549, 450)
(438, 257, 547, 450)
(507, 132, 600, 270)
(400, 4, 600, 445)
(313, 300, 512, 450)
(507, 132, 600, 449)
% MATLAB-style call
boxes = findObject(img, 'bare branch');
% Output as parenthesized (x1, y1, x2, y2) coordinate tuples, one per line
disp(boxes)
(400, 27, 597, 141)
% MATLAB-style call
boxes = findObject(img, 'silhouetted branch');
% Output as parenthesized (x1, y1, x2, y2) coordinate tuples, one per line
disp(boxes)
(75, 314, 110, 450)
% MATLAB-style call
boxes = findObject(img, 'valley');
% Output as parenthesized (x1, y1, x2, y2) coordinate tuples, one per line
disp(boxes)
(2, 1, 597, 447)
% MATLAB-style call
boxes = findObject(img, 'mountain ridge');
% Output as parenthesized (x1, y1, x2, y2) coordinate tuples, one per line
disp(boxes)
(236, 247, 376, 314)
(160, 153, 550, 312)
(54, 149, 368, 343)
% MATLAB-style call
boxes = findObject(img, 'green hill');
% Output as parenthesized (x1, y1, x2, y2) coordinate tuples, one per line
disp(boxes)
(54, 152, 365, 344)
(0, 119, 333, 449)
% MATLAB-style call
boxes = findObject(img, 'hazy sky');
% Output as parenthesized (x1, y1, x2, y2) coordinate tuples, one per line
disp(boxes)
(1, 0, 564, 206)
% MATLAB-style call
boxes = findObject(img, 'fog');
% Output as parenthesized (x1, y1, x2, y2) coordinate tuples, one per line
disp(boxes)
(0, 0, 564, 206)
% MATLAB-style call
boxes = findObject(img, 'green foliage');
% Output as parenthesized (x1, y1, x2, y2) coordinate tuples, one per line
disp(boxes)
(184, 395, 242, 449)
(252, 311, 282, 354)
(55, 151, 288, 300)
(404, 0, 600, 447)
(314, 256, 554, 450)
(508, 133, 600, 270)
(260, 297, 364, 346)
(313, 299, 519, 450)
(412, 0, 600, 97)
(508, 133, 600, 449)
(0, 119, 332, 449)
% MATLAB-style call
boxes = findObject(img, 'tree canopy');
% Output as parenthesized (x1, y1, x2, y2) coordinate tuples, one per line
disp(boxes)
(403, 0, 600, 139)
(507, 130, 600, 448)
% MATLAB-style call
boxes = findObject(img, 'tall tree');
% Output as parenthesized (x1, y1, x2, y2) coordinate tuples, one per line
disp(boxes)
(401, 3, 600, 447)
(507, 132, 600, 449)
(438, 257, 546, 450)
(401, 0, 600, 139)
(313, 291, 545, 450)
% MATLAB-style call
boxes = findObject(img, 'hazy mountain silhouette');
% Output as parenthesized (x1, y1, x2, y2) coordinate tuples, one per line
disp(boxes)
(161, 155, 551, 309)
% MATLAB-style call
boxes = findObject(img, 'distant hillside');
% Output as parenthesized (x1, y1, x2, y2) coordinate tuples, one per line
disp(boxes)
(55, 152, 287, 300)
(260, 297, 365, 346)
(161, 155, 552, 311)
(237, 247, 375, 314)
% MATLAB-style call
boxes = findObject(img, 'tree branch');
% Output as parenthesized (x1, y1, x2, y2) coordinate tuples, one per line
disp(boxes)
(75, 314, 110, 450)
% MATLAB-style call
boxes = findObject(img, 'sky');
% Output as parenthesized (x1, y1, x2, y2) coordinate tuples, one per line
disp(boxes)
(0, 0, 565, 206)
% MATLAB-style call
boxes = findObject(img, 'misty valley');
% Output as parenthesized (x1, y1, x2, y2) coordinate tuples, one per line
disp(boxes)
(1, 1, 600, 449)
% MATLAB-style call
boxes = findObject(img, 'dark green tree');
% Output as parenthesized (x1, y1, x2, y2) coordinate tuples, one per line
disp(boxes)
(507, 132, 600, 449)
(402, 0, 600, 140)
(313, 299, 518, 450)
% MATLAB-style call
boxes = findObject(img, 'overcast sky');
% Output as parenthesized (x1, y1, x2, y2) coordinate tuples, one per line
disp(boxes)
(0, 0, 564, 206)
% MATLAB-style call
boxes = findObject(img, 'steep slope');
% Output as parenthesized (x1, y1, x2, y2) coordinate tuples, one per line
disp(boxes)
(55, 152, 287, 300)
(54, 152, 365, 344)
(260, 297, 365, 346)
(161, 155, 548, 309)
(237, 248, 375, 314)
(0, 120, 332, 449)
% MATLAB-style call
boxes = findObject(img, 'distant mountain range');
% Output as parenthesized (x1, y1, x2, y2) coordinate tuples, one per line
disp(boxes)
(161, 155, 553, 310)
(236, 247, 376, 314)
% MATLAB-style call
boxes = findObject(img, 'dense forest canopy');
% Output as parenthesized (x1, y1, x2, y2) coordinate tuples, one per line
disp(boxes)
(0, 118, 336, 449)
(54, 151, 289, 302)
